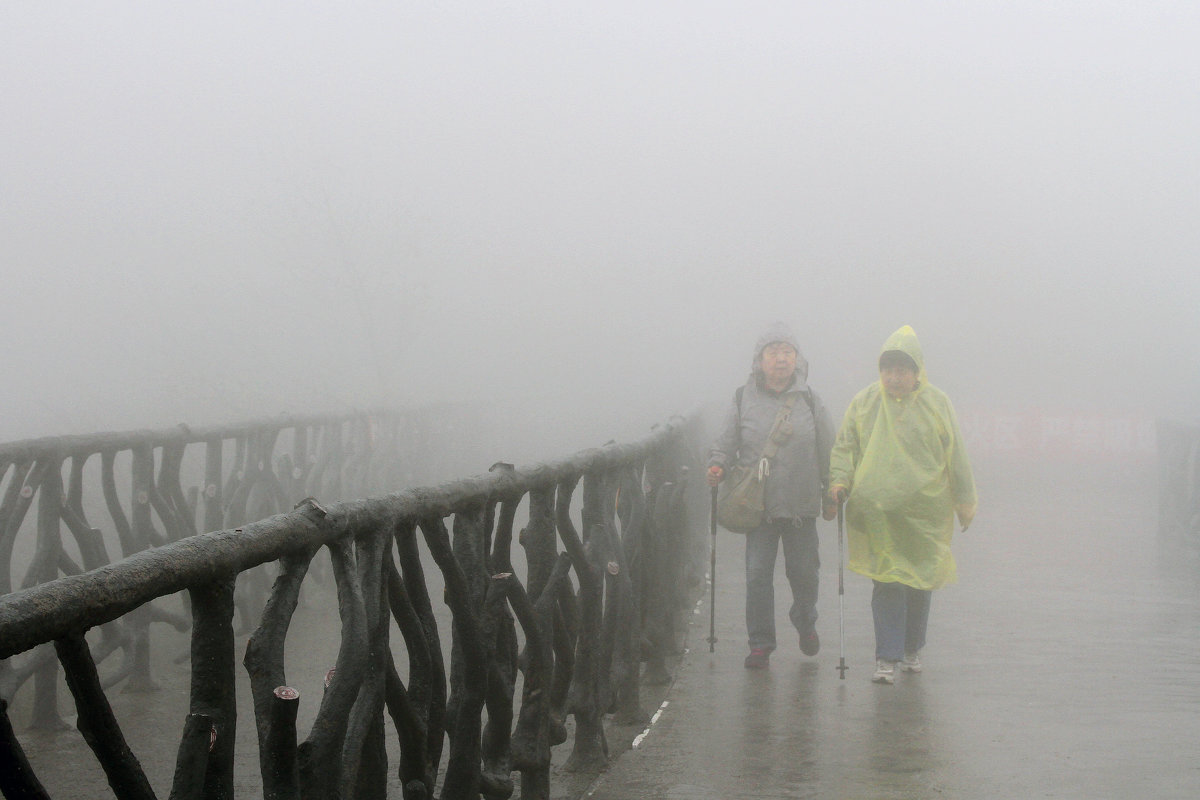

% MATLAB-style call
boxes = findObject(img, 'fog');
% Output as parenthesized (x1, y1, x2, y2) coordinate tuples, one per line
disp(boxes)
(3, 2, 1198, 447)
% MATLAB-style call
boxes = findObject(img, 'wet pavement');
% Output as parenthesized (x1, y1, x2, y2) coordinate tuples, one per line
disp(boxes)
(11, 466, 1200, 799)
(587, 467, 1200, 799)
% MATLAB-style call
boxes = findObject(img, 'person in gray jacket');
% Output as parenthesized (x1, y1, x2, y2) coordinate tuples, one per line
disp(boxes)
(707, 322, 835, 668)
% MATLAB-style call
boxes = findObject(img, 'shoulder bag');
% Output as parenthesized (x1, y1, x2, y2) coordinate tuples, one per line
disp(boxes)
(716, 390, 799, 533)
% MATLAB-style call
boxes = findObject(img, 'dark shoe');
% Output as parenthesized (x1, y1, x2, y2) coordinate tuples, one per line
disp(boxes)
(744, 648, 770, 669)
(800, 628, 820, 656)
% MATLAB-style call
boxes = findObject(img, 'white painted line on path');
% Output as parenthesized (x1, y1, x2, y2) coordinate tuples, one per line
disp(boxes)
(631, 700, 669, 749)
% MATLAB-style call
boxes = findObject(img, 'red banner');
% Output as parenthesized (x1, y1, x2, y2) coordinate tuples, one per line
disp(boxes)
(958, 409, 1155, 463)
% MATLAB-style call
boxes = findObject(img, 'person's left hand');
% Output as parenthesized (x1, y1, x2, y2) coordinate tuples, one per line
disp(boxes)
(956, 503, 976, 531)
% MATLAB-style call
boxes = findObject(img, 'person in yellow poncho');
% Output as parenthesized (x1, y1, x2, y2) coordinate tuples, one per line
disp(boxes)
(826, 325, 977, 685)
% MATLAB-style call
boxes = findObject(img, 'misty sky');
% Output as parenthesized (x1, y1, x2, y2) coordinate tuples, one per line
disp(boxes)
(2, 2, 1198, 444)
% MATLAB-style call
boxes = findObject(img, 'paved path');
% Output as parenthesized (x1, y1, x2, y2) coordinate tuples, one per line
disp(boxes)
(13, 466, 1199, 799)
(587, 467, 1200, 799)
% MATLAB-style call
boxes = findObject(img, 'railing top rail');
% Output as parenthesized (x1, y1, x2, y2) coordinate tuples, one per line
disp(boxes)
(0, 408, 404, 461)
(0, 411, 695, 658)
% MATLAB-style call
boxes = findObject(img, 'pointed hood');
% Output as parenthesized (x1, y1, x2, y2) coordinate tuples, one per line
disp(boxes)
(878, 325, 927, 385)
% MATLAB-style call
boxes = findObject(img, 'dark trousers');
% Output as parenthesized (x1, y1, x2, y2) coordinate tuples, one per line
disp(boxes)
(745, 517, 819, 651)
(871, 580, 931, 662)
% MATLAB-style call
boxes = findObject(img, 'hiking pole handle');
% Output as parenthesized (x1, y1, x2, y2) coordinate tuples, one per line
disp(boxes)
(708, 485, 718, 652)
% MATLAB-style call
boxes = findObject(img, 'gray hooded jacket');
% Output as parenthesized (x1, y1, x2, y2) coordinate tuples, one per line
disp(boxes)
(708, 324, 835, 521)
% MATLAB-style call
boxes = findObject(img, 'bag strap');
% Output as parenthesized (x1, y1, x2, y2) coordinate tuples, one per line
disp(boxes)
(759, 392, 799, 462)
(737, 384, 815, 421)
(734, 384, 813, 477)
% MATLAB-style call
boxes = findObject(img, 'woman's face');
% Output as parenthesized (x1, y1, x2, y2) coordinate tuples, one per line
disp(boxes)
(881, 364, 919, 399)
(760, 343, 797, 385)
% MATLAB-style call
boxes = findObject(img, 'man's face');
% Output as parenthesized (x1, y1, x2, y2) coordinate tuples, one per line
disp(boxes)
(881, 364, 919, 399)
(760, 342, 797, 385)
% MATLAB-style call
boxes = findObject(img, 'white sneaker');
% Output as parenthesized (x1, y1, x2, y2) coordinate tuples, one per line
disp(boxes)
(872, 659, 895, 684)
(899, 652, 922, 673)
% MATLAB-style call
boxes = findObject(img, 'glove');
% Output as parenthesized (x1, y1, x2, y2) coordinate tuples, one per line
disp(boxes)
(956, 503, 976, 531)
(706, 465, 724, 487)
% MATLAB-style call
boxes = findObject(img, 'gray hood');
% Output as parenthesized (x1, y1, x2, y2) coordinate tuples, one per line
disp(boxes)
(751, 321, 809, 386)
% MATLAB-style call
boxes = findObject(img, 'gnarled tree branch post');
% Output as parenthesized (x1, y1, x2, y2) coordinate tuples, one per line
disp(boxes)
(0, 410, 701, 800)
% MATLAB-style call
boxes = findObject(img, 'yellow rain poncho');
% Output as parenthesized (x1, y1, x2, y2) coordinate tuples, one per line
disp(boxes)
(829, 326, 977, 590)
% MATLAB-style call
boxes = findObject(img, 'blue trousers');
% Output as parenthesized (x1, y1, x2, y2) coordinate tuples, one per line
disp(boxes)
(871, 580, 932, 662)
(745, 518, 819, 652)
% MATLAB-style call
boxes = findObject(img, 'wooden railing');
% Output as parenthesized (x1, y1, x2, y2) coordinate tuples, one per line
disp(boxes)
(0, 410, 703, 800)
(0, 408, 471, 728)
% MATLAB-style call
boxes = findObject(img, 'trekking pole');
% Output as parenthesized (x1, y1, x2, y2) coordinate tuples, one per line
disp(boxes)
(836, 495, 849, 679)
(708, 485, 718, 652)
